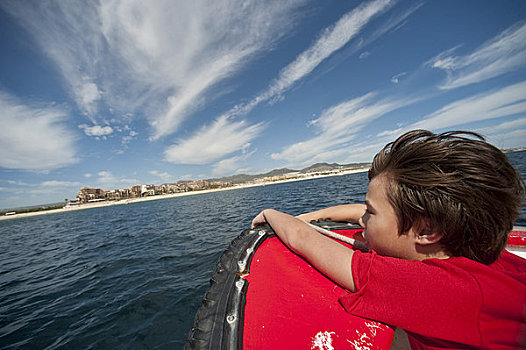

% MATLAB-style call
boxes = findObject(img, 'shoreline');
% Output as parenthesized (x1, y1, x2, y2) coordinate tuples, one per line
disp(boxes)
(0, 167, 370, 221)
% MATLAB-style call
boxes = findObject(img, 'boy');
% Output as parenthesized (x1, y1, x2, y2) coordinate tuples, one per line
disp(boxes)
(252, 130, 526, 349)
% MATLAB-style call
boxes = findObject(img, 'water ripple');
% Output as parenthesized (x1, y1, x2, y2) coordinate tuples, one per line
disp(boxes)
(1, 155, 524, 349)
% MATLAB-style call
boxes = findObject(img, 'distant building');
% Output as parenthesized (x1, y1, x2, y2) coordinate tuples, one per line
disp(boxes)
(131, 185, 142, 198)
(187, 180, 209, 190)
(76, 187, 106, 203)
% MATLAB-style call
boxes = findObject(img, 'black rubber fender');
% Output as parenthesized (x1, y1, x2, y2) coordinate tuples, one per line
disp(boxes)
(185, 224, 274, 350)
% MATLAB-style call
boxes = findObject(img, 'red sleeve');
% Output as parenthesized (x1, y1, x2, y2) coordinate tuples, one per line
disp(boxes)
(339, 250, 482, 347)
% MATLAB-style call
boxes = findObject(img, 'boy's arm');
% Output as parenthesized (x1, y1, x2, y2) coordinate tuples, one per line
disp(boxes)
(296, 204, 366, 224)
(252, 209, 356, 292)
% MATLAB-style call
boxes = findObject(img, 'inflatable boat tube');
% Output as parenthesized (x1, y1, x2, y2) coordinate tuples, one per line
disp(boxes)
(186, 222, 526, 349)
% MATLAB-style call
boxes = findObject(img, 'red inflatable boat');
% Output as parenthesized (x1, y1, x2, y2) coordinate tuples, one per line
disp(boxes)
(186, 221, 526, 349)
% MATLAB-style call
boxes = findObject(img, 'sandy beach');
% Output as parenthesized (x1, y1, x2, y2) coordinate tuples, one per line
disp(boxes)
(0, 167, 369, 221)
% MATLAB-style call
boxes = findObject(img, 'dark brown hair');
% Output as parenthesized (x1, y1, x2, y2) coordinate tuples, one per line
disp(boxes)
(369, 130, 525, 264)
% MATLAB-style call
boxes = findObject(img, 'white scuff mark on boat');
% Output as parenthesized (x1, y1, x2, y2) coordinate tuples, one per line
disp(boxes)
(347, 322, 388, 349)
(311, 331, 336, 350)
(364, 321, 387, 337)
(347, 329, 374, 350)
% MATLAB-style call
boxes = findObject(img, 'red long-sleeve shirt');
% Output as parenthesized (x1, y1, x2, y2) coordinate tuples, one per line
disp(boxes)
(340, 249, 526, 349)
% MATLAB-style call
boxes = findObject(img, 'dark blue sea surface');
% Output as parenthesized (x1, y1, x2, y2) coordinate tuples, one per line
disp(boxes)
(1, 151, 525, 349)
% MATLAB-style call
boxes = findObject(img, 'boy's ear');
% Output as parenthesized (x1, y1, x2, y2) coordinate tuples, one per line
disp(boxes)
(416, 231, 443, 245)
(412, 219, 443, 245)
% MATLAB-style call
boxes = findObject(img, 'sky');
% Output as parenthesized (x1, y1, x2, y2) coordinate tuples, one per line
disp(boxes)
(0, 0, 525, 209)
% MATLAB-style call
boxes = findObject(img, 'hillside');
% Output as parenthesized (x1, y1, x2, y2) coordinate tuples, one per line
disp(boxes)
(210, 162, 370, 184)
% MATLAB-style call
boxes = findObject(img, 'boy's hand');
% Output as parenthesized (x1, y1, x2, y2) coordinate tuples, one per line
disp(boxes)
(251, 210, 268, 228)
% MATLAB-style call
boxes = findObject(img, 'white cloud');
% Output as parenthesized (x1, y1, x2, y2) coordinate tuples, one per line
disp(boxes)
(271, 93, 416, 164)
(485, 128, 526, 149)
(428, 45, 461, 70)
(412, 80, 526, 130)
(76, 81, 101, 115)
(41, 180, 82, 187)
(120, 178, 141, 185)
(429, 20, 526, 89)
(1, 3, 106, 121)
(164, 0, 421, 168)
(377, 127, 403, 137)
(356, 7, 426, 59)
(1, 1, 308, 139)
(79, 124, 114, 137)
(97, 171, 118, 185)
(93, 171, 140, 188)
(212, 0, 395, 123)
(359, 51, 371, 59)
(471, 117, 526, 149)
(164, 116, 265, 164)
(212, 156, 244, 176)
(340, 139, 388, 164)
(121, 136, 133, 145)
(7, 180, 33, 186)
(212, 148, 256, 176)
(390, 72, 406, 83)
(149, 170, 173, 183)
(264, 0, 392, 99)
(234, 0, 393, 117)
(0, 91, 77, 170)
(490, 117, 526, 131)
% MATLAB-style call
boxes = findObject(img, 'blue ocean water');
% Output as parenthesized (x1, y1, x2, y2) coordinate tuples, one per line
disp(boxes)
(1, 151, 525, 349)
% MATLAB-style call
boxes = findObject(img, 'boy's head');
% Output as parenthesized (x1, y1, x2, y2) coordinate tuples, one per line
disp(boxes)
(369, 129, 525, 264)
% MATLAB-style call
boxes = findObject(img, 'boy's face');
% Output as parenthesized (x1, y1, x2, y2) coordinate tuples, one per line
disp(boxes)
(360, 175, 418, 260)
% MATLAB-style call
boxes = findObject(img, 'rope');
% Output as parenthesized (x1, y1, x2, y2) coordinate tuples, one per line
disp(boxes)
(305, 222, 368, 251)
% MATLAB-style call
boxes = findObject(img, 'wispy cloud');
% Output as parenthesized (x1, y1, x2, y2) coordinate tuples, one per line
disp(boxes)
(149, 170, 173, 183)
(484, 128, 526, 149)
(7, 180, 33, 186)
(261, 0, 393, 102)
(94, 170, 139, 189)
(271, 93, 416, 165)
(357, 2, 423, 50)
(212, 148, 256, 176)
(212, 157, 244, 177)
(164, 116, 265, 165)
(377, 127, 403, 137)
(412, 80, 526, 130)
(1, 0, 307, 139)
(1, 2, 105, 122)
(486, 117, 526, 132)
(0, 91, 77, 170)
(169, 0, 398, 169)
(428, 20, 526, 89)
(41, 180, 82, 188)
(223, 0, 394, 119)
(0, 179, 81, 207)
(359, 51, 371, 59)
(390, 72, 406, 83)
(97, 171, 118, 185)
(472, 117, 526, 149)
